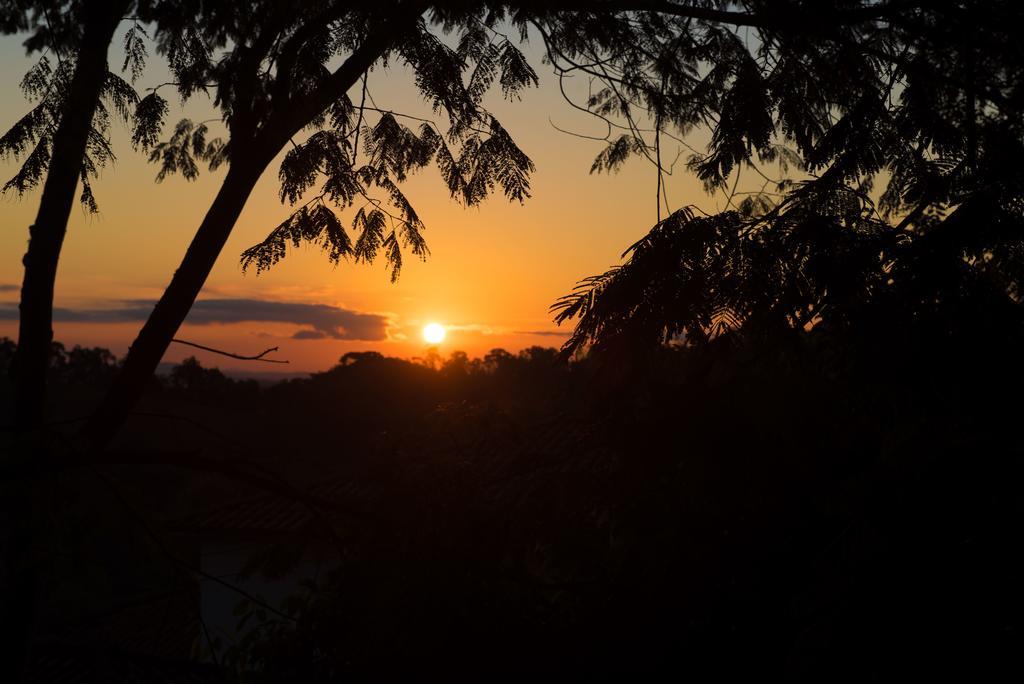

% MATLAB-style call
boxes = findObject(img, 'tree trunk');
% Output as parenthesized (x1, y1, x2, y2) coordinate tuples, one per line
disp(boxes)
(81, 157, 267, 449)
(11, 1, 127, 434)
(4, 6, 126, 682)
(80, 3, 425, 451)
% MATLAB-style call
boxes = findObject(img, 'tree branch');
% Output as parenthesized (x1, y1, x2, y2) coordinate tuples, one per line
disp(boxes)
(265, 0, 431, 148)
(533, 0, 926, 30)
(170, 338, 289, 364)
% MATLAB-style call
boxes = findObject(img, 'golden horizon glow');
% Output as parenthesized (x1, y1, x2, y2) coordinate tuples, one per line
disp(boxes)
(422, 323, 446, 345)
(0, 31, 711, 372)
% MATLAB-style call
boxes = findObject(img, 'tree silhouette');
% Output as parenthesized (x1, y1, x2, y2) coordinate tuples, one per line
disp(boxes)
(84, 0, 1004, 448)
(1, 1, 983, 447)
(82, 0, 541, 448)
(0, 5, 148, 679)
(549, 0, 1024, 358)
(1, 0, 138, 434)
(4, 3, 1024, 677)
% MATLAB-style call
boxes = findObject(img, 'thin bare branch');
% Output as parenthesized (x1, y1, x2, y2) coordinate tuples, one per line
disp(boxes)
(170, 338, 289, 364)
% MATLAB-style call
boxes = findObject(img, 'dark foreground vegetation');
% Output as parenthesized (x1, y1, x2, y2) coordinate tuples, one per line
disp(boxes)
(2, 327, 1019, 680)
(4, 0, 1024, 680)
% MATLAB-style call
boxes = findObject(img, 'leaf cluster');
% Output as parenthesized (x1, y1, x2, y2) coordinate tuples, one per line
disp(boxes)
(0, 52, 145, 212)
(546, 0, 1024, 356)
(224, 4, 540, 281)
(0, 1, 164, 212)
(148, 118, 226, 182)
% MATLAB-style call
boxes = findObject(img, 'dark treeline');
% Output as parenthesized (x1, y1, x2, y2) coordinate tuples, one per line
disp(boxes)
(2, 325, 1019, 680)
(0, 339, 576, 445)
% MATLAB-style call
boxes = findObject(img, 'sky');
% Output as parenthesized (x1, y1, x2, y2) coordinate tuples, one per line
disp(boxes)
(0, 22, 721, 373)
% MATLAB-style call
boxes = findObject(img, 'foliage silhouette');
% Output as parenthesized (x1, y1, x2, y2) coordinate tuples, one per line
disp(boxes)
(0, 5, 149, 679)
(83, 0, 1024, 448)
(3, 2, 1024, 678)
(82, 0, 545, 448)
(3, 334, 1021, 678)
(1, 0, 140, 435)
(549, 1, 1024, 357)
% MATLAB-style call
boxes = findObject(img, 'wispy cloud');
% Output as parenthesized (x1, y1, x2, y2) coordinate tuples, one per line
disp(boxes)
(0, 298, 391, 341)
(515, 330, 570, 337)
(454, 325, 571, 338)
(406, 322, 570, 338)
(292, 329, 328, 340)
(0, 284, 18, 293)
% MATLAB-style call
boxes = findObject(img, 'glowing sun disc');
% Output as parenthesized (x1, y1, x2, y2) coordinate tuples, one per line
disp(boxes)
(423, 323, 446, 344)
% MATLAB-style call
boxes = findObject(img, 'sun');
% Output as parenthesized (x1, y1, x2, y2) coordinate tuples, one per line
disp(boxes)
(423, 322, 446, 345)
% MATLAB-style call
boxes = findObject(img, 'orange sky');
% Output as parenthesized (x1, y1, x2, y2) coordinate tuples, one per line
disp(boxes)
(0, 25, 722, 373)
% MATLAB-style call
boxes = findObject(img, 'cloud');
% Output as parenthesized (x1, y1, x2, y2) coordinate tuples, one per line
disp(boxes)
(442, 323, 497, 335)
(291, 329, 327, 340)
(443, 323, 570, 338)
(515, 330, 571, 337)
(0, 298, 391, 341)
(392, 322, 570, 340)
(184, 299, 390, 340)
(0, 284, 18, 293)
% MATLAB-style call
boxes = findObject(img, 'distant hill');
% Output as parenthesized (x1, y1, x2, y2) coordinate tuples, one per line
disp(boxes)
(155, 361, 309, 384)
